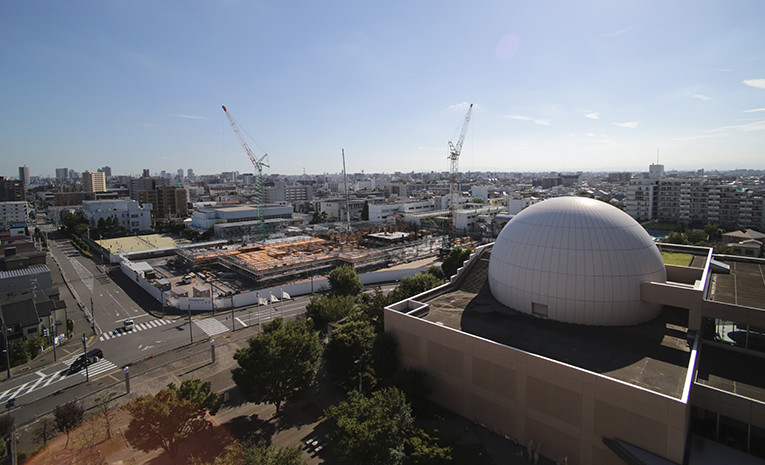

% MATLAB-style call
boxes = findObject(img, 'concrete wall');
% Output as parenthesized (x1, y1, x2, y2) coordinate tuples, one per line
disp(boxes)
(385, 307, 689, 464)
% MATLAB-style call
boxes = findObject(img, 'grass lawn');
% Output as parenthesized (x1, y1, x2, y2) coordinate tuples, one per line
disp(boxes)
(661, 251, 693, 266)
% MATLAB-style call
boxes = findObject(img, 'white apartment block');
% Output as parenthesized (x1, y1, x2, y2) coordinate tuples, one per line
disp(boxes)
(0, 201, 28, 229)
(368, 200, 437, 223)
(82, 199, 152, 232)
(624, 165, 765, 228)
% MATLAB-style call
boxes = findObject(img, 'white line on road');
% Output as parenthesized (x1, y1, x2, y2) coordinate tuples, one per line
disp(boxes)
(235, 317, 247, 327)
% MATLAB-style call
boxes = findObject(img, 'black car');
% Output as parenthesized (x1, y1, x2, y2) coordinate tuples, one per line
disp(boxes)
(70, 348, 103, 372)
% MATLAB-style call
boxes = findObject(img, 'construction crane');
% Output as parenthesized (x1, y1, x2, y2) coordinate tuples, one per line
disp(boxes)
(448, 103, 473, 240)
(222, 105, 270, 240)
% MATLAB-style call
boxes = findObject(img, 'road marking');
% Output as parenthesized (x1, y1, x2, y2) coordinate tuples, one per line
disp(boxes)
(9, 382, 29, 399)
(99, 318, 171, 341)
(193, 318, 230, 337)
(43, 371, 62, 387)
(235, 317, 247, 327)
(35, 371, 45, 377)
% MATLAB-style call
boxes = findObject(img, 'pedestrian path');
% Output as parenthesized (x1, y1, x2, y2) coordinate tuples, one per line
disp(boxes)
(61, 353, 118, 379)
(99, 318, 172, 341)
(194, 317, 230, 337)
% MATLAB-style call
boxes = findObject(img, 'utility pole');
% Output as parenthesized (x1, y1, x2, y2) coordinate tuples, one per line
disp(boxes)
(81, 333, 89, 382)
(188, 306, 193, 344)
(2, 318, 10, 379)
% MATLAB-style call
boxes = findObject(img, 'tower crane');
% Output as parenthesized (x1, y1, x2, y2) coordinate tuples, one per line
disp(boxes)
(222, 105, 269, 240)
(448, 103, 473, 240)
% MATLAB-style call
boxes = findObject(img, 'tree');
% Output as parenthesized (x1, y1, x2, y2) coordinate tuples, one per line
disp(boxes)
(389, 271, 444, 302)
(361, 201, 369, 221)
(0, 413, 13, 456)
(32, 417, 56, 448)
(123, 389, 211, 464)
(309, 210, 327, 224)
(371, 331, 399, 382)
(54, 400, 84, 449)
(441, 246, 474, 279)
(305, 294, 357, 331)
(357, 287, 392, 332)
(326, 319, 376, 390)
(232, 318, 322, 414)
(325, 388, 414, 465)
(190, 440, 305, 465)
(328, 264, 363, 297)
(406, 429, 453, 465)
(96, 393, 118, 440)
(167, 378, 221, 415)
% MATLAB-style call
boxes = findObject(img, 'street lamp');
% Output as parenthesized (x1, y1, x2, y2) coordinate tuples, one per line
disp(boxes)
(81, 333, 89, 382)
(2, 318, 10, 380)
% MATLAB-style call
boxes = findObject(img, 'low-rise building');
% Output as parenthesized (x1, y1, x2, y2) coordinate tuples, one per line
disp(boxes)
(82, 199, 152, 232)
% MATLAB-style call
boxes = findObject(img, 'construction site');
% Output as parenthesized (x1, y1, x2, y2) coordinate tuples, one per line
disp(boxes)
(174, 226, 453, 291)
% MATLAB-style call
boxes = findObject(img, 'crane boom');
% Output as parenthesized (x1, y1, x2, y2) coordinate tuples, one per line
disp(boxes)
(447, 103, 473, 240)
(221, 105, 270, 239)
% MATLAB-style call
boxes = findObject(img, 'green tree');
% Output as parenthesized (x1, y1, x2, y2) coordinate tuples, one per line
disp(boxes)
(685, 230, 706, 244)
(232, 318, 322, 414)
(123, 389, 210, 464)
(661, 231, 689, 245)
(191, 440, 305, 465)
(54, 400, 84, 448)
(0, 413, 14, 456)
(441, 246, 474, 279)
(371, 331, 399, 382)
(305, 294, 357, 331)
(328, 264, 363, 297)
(361, 201, 369, 221)
(309, 210, 327, 224)
(167, 378, 221, 415)
(357, 287, 392, 332)
(389, 271, 444, 302)
(326, 319, 376, 390)
(406, 429, 453, 465)
(704, 223, 723, 242)
(325, 388, 414, 465)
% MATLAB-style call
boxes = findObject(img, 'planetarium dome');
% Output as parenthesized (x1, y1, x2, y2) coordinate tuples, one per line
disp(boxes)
(488, 196, 666, 326)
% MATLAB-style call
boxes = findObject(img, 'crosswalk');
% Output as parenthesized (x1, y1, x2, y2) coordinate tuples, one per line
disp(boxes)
(194, 317, 230, 337)
(99, 318, 172, 341)
(0, 356, 118, 403)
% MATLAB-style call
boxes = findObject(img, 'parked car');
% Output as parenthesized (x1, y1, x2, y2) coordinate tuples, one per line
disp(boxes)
(70, 348, 103, 372)
(123, 319, 135, 331)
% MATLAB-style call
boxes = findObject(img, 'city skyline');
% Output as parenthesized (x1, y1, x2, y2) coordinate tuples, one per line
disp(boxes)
(2, 1, 764, 178)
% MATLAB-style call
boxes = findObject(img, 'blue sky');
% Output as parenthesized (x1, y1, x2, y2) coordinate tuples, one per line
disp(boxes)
(2, 0, 764, 178)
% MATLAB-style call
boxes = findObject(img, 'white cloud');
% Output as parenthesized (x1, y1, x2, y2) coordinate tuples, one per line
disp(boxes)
(672, 132, 730, 141)
(692, 94, 712, 101)
(613, 121, 640, 129)
(503, 114, 551, 125)
(584, 112, 599, 119)
(744, 108, 765, 113)
(716, 120, 765, 132)
(743, 79, 765, 89)
(604, 26, 635, 37)
(173, 114, 209, 120)
(446, 102, 471, 110)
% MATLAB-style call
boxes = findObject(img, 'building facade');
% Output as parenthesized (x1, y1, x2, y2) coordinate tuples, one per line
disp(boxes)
(82, 171, 107, 193)
(82, 199, 152, 232)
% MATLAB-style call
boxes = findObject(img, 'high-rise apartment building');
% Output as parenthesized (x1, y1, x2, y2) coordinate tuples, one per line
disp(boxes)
(98, 166, 112, 177)
(82, 171, 107, 193)
(625, 164, 764, 229)
(0, 177, 24, 201)
(55, 168, 69, 181)
(137, 185, 188, 219)
(18, 166, 30, 190)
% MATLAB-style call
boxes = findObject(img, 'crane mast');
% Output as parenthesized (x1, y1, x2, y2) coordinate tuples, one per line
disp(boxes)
(222, 105, 270, 240)
(448, 103, 473, 240)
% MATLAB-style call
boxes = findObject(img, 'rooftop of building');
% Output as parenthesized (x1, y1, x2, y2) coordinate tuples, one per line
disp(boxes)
(419, 247, 692, 399)
(707, 259, 765, 310)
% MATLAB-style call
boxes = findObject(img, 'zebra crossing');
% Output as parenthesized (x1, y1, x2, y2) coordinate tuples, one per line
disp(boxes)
(99, 318, 172, 341)
(0, 356, 118, 403)
(193, 317, 230, 337)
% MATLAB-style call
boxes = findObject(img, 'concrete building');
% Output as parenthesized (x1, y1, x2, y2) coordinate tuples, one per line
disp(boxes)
(55, 168, 69, 181)
(385, 196, 765, 464)
(368, 200, 437, 223)
(82, 199, 152, 232)
(18, 166, 30, 190)
(0, 202, 28, 230)
(316, 198, 366, 222)
(625, 164, 765, 228)
(265, 182, 314, 203)
(0, 177, 24, 202)
(82, 171, 106, 193)
(129, 176, 170, 200)
(137, 185, 188, 219)
(98, 166, 112, 177)
(190, 204, 293, 231)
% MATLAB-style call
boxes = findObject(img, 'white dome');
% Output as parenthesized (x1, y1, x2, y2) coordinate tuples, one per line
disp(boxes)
(488, 197, 666, 326)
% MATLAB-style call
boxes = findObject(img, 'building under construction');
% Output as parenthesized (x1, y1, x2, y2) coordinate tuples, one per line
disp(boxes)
(175, 226, 443, 289)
